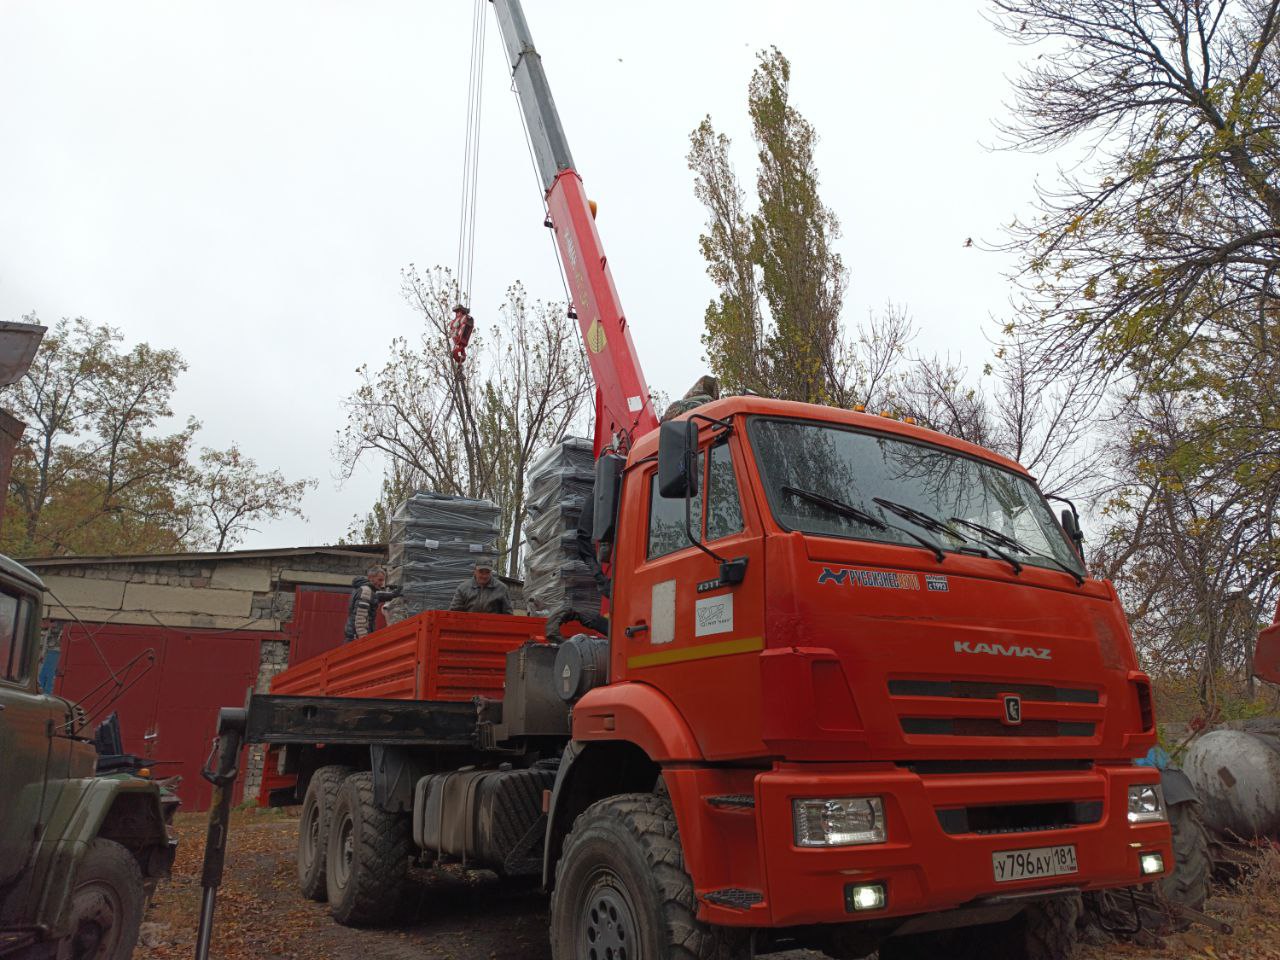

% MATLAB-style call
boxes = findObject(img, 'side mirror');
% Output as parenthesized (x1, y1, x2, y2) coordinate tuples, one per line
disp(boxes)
(658, 420, 699, 499)
(592, 454, 625, 545)
(1060, 507, 1084, 550)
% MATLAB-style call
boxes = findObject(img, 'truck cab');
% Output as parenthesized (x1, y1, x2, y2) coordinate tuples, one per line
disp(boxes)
(0, 556, 172, 960)
(553, 396, 1173, 952)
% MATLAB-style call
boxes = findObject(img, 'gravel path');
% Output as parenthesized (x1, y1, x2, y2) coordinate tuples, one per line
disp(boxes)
(136, 809, 1278, 960)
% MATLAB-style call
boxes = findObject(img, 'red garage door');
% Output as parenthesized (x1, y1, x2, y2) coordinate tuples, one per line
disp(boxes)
(288, 587, 351, 666)
(287, 586, 386, 667)
(56, 624, 269, 811)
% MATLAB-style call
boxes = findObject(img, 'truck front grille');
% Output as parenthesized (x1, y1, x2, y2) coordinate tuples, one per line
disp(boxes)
(901, 717, 1096, 738)
(888, 679, 1099, 704)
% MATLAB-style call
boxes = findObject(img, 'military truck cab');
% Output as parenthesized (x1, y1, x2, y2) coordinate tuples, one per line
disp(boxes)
(0, 555, 172, 960)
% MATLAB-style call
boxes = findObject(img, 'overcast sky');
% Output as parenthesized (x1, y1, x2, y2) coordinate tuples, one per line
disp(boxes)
(0, 1, 1059, 550)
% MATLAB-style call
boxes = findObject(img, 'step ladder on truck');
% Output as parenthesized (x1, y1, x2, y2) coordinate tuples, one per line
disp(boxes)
(194, 3, 1176, 958)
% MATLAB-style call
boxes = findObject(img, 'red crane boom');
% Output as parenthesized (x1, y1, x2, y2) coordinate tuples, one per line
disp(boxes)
(490, 0, 659, 456)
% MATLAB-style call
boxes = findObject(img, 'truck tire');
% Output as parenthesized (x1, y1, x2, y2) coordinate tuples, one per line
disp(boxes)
(549, 793, 730, 960)
(325, 772, 412, 926)
(297, 764, 354, 901)
(65, 838, 145, 960)
(987, 894, 1081, 960)
(1149, 801, 1211, 928)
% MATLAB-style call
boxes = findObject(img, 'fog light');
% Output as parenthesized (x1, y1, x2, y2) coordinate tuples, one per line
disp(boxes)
(1140, 852, 1165, 876)
(846, 882, 888, 912)
(1127, 784, 1168, 824)
(793, 797, 886, 847)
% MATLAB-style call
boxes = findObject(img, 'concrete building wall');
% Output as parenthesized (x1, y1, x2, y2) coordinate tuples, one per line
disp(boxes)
(26, 547, 387, 808)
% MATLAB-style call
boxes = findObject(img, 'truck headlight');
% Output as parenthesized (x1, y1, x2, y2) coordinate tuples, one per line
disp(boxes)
(1127, 784, 1167, 824)
(793, 796, 886, 847)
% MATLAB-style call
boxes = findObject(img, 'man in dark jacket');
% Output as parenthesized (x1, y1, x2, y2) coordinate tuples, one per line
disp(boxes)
(449, 562, 513, 614)
(344, 565, 399, 642)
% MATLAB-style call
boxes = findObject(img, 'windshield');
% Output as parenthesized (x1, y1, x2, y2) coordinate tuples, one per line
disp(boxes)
(748, 417, 1085, 577)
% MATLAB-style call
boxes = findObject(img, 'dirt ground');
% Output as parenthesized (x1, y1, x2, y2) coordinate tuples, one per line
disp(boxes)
(137, 809, 1280, 960)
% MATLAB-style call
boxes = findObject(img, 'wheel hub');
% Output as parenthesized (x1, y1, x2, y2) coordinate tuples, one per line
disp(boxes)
(580, 874, 637, 960)
(333, 814, 354, 889)
(303, 803, 321, 864)
(70, 887, 120, 960)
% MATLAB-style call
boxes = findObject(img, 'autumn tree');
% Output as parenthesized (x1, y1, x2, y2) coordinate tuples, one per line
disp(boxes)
(992, 0, 1280, 381)
(2, 316, 313, 557)
(3, 317, 196, 554)
(990, 0, 1280, 706)
(337, 268, 592, 576)
(690, 48, 852, 405)
(191, 446, 315, 551)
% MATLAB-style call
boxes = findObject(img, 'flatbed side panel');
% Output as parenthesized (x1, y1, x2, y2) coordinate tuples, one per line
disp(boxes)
(269, 612, 546, 702)
(271, 654, 325, 696)
(245, 694, 478, 746)
(428, 612, 546, 700)
(325, 620, 420, 699)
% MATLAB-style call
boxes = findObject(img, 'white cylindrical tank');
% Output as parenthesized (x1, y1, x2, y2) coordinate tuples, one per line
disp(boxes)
(1183, 721, 1280, 839)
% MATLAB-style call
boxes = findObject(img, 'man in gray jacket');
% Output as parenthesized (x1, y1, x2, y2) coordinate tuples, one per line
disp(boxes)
(449, 562, 513, 614)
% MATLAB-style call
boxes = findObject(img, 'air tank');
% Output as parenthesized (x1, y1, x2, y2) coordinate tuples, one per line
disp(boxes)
(553, 634, 609, 701)
(1182, 720, 1280, 839)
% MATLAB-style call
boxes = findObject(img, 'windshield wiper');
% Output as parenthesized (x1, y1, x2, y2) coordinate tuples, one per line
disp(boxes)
(1029, 553, 1086, 586)
(947, 516, 1031, 554)
(937, 516, 1025, 575)
(872, 498, 1025, 576)
(783, 486, 945, 562)
(946, 517, 1084, 584)
(872, 497, 960, 537)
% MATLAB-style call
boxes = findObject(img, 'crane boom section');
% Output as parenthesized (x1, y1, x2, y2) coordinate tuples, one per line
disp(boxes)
(490, 0, 659, 453)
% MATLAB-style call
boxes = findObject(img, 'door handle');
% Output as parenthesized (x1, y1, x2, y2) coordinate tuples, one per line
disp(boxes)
(624, 622, 649, 638)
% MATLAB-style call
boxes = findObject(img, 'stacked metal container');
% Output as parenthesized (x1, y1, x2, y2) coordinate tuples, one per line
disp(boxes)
(385, 492, 502, 622)
(522, 437, 599, 616)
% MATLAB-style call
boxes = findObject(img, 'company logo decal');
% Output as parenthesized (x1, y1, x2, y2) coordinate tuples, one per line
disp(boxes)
(1002, 694, 1023, 725)
(586, 317, 608, 353)
(819, 567, 920, 590)
(954, 641, 1052, 661)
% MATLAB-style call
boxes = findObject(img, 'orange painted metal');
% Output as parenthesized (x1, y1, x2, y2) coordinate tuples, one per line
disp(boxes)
(269, 610, 544, 702)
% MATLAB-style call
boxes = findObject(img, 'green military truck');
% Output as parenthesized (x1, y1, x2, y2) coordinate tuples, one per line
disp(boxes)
(0, 555, 173, 960)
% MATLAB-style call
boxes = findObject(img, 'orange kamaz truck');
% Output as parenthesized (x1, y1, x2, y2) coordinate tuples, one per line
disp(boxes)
(194, 4, 1174, 958)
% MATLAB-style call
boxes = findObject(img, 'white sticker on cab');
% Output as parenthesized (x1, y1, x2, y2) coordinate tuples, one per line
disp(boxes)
(651, 580, 676, 645)
(695, 593, 733, 638)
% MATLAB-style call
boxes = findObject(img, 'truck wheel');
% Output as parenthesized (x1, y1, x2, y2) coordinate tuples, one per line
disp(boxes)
(1149, 801, 1211, 928)
(297, 764, 354, 901)
(66, 839, 145, 960)
(325, 772, 412, 926)
(985, 894, 1081, 960)
(549, 793, 728, 960)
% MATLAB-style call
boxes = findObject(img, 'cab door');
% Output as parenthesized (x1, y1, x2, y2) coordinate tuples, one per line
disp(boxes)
(614, 434, 767, 760)
(0, 583, 54, 885)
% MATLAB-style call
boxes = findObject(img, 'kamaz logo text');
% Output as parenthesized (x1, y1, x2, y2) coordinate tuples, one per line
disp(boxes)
(954, 640, 1051, 661)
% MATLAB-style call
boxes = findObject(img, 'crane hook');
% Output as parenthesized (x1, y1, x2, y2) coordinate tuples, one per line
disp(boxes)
(450, 304, 476, 364)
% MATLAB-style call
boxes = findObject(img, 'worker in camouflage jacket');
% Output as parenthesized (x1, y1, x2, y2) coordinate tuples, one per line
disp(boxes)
(344, 565, 399, 642)
(449, 561, 513, 615)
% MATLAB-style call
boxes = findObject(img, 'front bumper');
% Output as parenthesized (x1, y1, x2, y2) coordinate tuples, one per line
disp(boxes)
(694, 762, 1172, 927)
